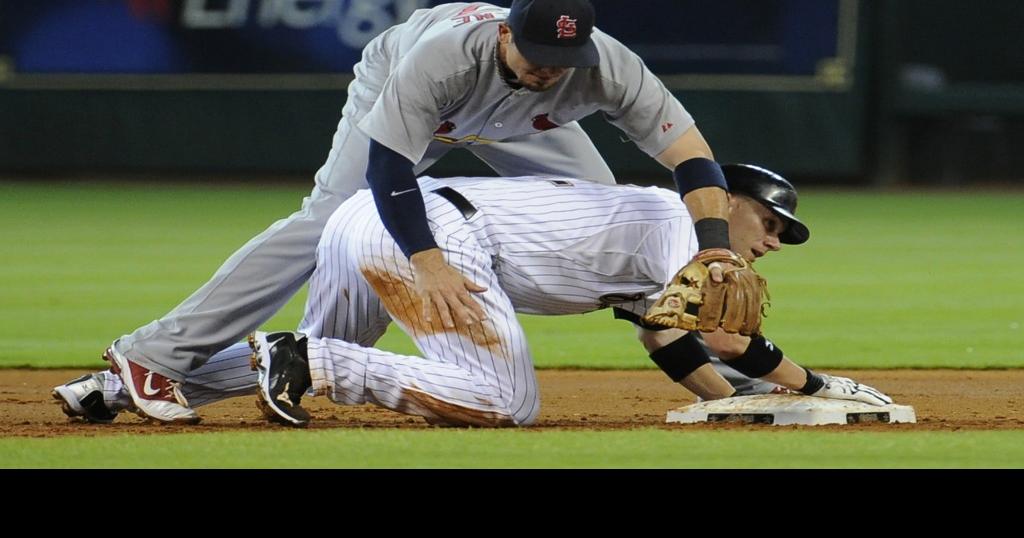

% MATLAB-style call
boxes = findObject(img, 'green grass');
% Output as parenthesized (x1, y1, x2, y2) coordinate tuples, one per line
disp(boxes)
(2, 180, 1023, 470)
(754, 192, 1024, 368)
(2, 429, 1023, 468)
(1, 181, 1022, 369)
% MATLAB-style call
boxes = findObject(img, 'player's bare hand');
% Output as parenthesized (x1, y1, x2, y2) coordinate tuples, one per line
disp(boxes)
(410, 248, 488, 329)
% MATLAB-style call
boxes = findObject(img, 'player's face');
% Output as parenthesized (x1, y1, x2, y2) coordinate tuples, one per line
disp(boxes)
(506, 43, 570, 91)
(728, 195, 784, 262)
(499, 25, 571, 92)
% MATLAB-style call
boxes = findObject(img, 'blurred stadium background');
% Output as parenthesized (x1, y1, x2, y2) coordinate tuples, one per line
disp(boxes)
(3, 0, 1023, 185)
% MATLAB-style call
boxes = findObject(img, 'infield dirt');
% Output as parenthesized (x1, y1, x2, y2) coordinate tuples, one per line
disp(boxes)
(3, 369, 1023, 437)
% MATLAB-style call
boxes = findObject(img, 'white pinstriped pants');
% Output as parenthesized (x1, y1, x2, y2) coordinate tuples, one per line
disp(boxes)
(297, 189, 540, 427)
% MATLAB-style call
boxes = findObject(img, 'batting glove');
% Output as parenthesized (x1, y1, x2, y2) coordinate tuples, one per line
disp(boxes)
(809, 374, 893, 406)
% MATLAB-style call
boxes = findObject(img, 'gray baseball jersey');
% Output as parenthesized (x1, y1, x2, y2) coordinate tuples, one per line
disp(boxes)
(115, 1, 697, 384)
(356, 3, 694, 167)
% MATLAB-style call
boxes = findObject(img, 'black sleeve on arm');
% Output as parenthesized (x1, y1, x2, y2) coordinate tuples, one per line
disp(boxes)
(365, 139, 438, 258)
(672, 158, 731, 250)
(672, 157, 728, 196)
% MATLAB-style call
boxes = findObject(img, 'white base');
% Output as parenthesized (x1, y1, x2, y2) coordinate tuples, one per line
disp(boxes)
(666, 394, 916, 426)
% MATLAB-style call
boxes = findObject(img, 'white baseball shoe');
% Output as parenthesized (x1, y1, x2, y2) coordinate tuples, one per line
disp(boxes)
(52, 371, 127, 424)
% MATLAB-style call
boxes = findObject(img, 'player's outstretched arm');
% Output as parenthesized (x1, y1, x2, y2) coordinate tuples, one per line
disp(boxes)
(636, 325, 892, 406)
(702, 330, 893, 406)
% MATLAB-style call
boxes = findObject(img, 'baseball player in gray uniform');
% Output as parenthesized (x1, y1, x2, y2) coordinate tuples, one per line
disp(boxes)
(54, 167, 891, 427)
(93, 0, 745, 424)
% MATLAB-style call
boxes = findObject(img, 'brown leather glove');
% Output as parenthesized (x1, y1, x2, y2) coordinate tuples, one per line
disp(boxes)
(642, 249, 768, 336)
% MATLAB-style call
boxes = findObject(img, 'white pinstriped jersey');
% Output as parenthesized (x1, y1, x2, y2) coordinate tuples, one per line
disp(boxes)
(414, 175, 696, 316)
(291, 175, 700, 426)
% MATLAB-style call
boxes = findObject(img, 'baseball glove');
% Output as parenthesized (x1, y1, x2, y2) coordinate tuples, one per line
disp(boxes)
(642, 249, 768, 335)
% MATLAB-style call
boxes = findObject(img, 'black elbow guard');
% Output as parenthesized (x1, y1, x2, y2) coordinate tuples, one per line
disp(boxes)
(649, 332, 712, 382)
(722, 335, 784, 379)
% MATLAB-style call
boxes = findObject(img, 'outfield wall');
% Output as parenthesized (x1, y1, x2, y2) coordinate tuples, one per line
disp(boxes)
(2, 1, 1022, 183)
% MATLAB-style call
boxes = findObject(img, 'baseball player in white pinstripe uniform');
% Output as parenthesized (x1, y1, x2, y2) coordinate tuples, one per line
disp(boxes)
(54, 168, 892, 427)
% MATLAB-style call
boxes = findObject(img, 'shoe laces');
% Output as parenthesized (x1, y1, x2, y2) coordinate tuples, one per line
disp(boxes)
(167, 380, 191, 408)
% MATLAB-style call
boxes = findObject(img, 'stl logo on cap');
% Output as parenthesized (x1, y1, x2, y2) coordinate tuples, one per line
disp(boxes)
(556, 15, 577, 39)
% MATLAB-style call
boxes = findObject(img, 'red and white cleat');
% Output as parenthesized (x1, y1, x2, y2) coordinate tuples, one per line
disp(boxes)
(104, 346, 200, 425)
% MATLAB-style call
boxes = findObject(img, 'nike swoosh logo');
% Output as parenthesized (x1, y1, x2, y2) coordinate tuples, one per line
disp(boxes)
(143, 372, 161, 397)
(391, 188, 418, 197)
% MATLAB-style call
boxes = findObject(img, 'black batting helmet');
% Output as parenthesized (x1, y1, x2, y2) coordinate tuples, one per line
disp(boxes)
(721, 163, 810, 245)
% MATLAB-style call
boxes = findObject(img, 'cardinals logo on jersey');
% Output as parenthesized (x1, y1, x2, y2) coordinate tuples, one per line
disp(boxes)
(532, 113, 559, 131)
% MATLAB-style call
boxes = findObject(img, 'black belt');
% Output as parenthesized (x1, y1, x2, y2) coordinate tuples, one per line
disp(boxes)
(612, 307, 673, 331)
(432, 187, 478, 220)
